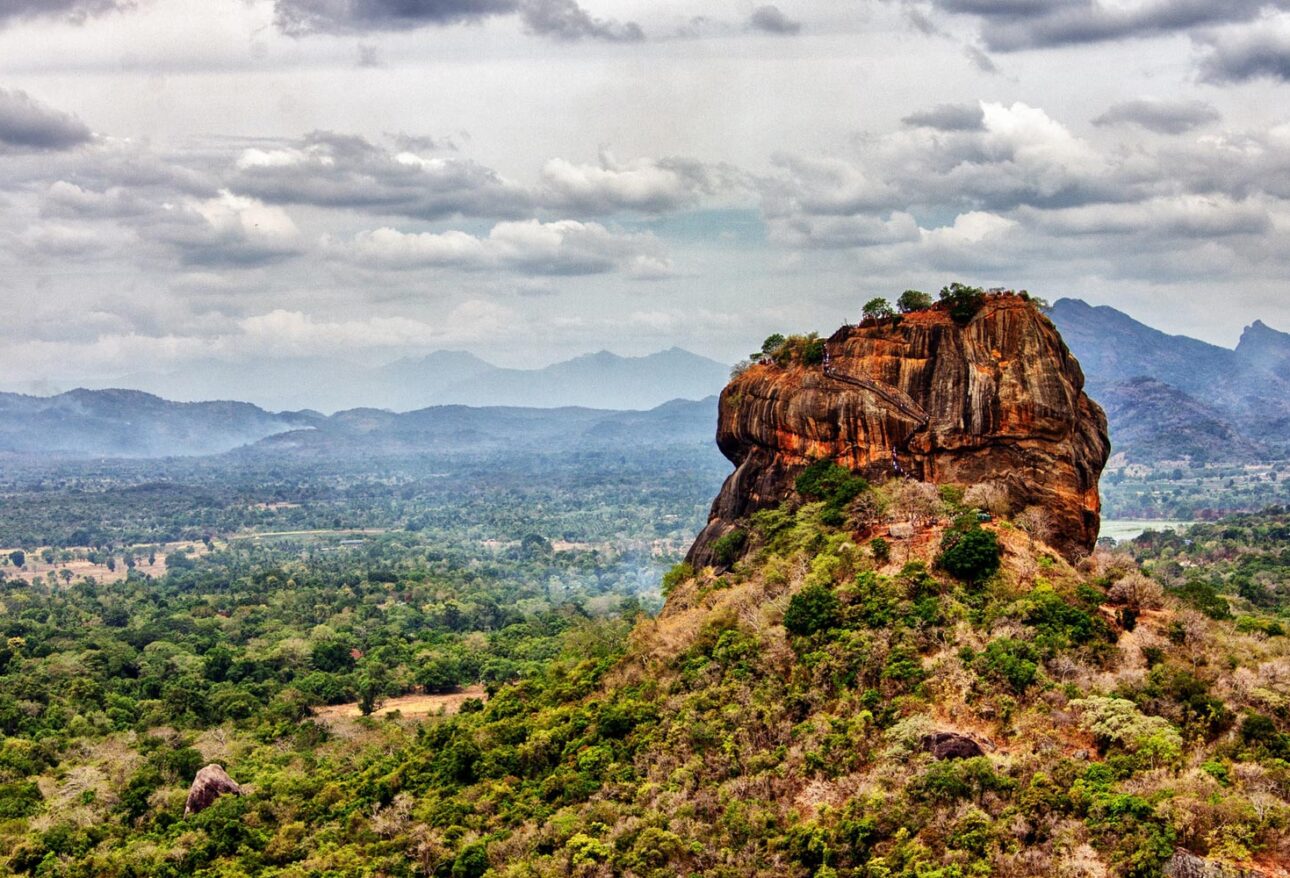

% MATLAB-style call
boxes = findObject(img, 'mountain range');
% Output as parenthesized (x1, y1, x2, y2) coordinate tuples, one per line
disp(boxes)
(80, 347, 730, 414)
(0, 387, 719, 460)
(1048, 298, 1290, 463)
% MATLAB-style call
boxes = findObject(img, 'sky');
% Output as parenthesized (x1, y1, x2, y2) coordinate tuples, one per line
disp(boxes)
(2, 0, 1290, 391)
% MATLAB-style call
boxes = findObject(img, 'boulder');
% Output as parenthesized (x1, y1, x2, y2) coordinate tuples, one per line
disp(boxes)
(920, 732, 986, 760)
(184, 763, 241, 816)
(1164, 849, 1269, 878)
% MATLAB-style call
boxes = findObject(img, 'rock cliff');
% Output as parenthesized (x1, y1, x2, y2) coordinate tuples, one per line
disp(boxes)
(687, 294, 1109, 564)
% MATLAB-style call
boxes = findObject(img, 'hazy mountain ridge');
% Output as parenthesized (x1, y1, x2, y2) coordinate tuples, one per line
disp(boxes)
(74, 347, 729, 414)
(0, 385, 720, 460)
(1049, 298, 1290, 462)
(0, 389, 315, 459)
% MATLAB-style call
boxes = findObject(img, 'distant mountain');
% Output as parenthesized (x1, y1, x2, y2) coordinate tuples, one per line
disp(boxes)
(79, 347, 729, 413)
(251, 397, 720, 459)
(0, 386, 720, 460)
(0, 389, 314, 458)
(1048, 299, 1290, 462)
(430, 348, 730, 410)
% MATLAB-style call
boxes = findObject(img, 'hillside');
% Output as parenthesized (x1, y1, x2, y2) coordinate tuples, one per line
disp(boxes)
(5, 290, 1290, 877)
(1048, 299, 1290, 463)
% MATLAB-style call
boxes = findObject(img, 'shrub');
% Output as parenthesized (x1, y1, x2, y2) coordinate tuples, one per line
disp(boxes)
(979, 639, 1038, 693)
(870, 537, 890, 564)
(937, 527, 1001, 584)
(784, 583, 841, 636)
(938, 282, 987, 323)
(1173, 579, 1231, 620)
(710, 530, 747, 567)
(1071, 697, 1183, 767)
(661, 562, 694, 597)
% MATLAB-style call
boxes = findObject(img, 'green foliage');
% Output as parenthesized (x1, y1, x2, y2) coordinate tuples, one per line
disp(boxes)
(938, 282, 987, 323)
(937, 525, 1001, 584)
(710, 530, 747, 567)
(1173, 578, 1232, 619)
(897, 289, 933, 313)
(761, 333, 786, 355)
(661, 561, 694, 597)
(784, 583, 841, 637)
(870, 537, 890, 564)
(862, 297, 895, 322)
(795, 460, 870, 526)
(979, 638, 1038, 693)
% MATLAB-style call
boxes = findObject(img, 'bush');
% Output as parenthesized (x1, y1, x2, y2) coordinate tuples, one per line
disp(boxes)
(870, 537, 890, 564)
(784, 583, 841, 637)
(937, 527, 1001, 584)
(938, 282, 987, 324)
(979, 638, 1038, 692)
(661, 562, 694, 597)
(710, 531, 747, 567)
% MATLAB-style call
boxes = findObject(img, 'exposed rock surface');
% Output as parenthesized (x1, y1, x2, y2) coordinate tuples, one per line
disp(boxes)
(1164, 849, 1269, 878)
(920, 732, 986, 760)
(687, 295, 1109, 565)
(184, 763, 241, 816)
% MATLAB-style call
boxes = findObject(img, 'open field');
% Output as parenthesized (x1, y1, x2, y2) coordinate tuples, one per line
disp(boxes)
(314, 686, 489, 721)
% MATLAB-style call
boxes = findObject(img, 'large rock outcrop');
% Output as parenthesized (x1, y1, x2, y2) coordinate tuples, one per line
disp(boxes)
(688, 295, 1110, 565)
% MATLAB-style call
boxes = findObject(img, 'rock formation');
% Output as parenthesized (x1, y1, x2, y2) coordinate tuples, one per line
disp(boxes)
(688, 294, 1109, 565)
(184, 763, 241, 816)
(920, 732, 986, 761)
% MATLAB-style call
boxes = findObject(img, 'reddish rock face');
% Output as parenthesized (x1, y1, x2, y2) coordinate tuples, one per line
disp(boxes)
(687, 296, 1110, 565)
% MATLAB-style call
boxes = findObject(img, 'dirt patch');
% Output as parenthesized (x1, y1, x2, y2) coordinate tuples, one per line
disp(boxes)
(2, 541, 210, 585)
(314, 686, 488, 721)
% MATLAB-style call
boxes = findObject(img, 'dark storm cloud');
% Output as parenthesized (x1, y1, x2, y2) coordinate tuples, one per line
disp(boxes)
(275, 0, 643, 41)
(273, 0, 519, 36)
(520, 0, 642, 41)
(931, 0, 1288, 51)
(748, 5, 801, 35)
(228, 131, 533, 219)
(1093, 99, 1221, 134)
(0, 0, 132, 28)
(1198, 26, 1290, 83)
(902, 102, 986, 131)
(0, 88, 92, 151)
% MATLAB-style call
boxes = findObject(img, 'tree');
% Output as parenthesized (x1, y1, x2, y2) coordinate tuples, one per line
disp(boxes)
(896, 289, 933, 313)
(760, 333, 786, 356)
(784, 583, 841, 636)
(938, 527, 1001, 584)
(862, 297, 895, 322)
(357, 663, 390, 716)
(7, 550, 23, 568)
(938, 283, 987, 323)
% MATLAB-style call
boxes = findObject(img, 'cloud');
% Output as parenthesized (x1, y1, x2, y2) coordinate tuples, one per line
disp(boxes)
(151, 191, 305, 267)
(1093, 99, 1221, 134)
(1198, 21, 1290, 83)
(932, 0, 1287, 51)
(540, 153, 735, 213)
(274, 0, 519, 35)
(749, 5, 801, 35)
(337, 219, 671, 277)
(230, 131, 531, 220)
(0, 88, 93, 151)
(0, 0, 132, 28)
(520, 0, 643, 41)
(902, 102, 986, 131)
(275, 0, 644, 42)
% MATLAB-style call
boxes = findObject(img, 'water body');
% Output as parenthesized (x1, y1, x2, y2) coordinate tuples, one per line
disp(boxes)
(1100, 519, 1192, 543)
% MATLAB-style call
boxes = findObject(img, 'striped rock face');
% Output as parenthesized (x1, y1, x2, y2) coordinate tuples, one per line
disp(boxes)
(687, 295, 1110, 567)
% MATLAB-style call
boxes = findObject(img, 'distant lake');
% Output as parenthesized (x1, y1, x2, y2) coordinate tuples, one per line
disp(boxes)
(1100, 519, 1192, 542)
